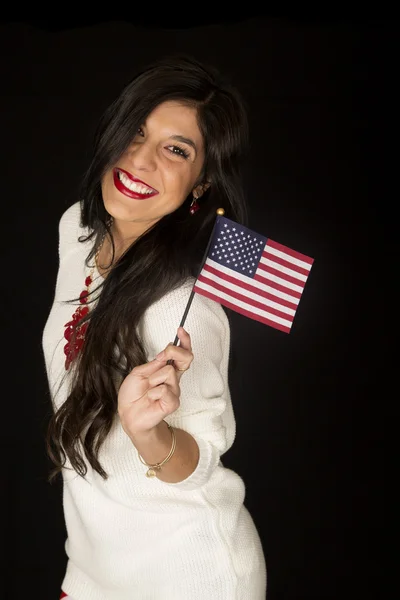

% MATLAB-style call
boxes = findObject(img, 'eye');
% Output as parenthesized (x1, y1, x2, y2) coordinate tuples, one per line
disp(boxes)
(166, 145, 190, 159)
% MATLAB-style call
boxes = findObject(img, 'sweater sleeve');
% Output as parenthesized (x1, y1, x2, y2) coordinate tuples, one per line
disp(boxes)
(51, 201, 84, 303)
(138, 281, 236, 491)
(58, 201, 83, 262)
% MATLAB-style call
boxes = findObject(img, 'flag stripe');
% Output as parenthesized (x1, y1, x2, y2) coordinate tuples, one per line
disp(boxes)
(193, 286, 291, 333)
(257, 262, 308, 288)
(259, 256, 309, 283)
(198, 274, 295, 319)
(253, 272, 302, 299)
(205, 260, 301, 303)
(194, 279, 293, 329)
(198, 271, 296, 316)
(263, 248, 312, 277)
(203, 263, 299, 314)
(266, 238, 314, 266)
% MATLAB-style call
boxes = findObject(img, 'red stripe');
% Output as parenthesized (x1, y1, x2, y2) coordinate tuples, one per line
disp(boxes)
(257, 262, 306, 288)
(262, 249, 311, 277)
(196, 276, 294, 322)
(253, 272, 302, 300)
(194, 288, 291, 333)
(60, 593, 68, 599)
(201, 264, 298, 309)
(266, 238, 314, 265)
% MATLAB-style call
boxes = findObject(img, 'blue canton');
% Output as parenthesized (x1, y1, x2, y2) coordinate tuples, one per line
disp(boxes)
(208, 217, 268, 279)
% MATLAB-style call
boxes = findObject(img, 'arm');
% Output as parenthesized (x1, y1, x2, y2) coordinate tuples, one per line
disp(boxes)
(130, 419, 200, 484)
(135, 284, 235, 490)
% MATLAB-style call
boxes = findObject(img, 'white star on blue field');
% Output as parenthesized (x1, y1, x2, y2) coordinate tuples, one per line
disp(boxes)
(208, 216, 267, 278)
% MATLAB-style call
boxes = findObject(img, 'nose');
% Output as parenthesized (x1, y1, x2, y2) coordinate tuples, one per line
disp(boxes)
(128, 139, 157, 172)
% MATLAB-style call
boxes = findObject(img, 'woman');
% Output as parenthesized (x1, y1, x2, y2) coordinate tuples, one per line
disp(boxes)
(42, 55, 267, 600)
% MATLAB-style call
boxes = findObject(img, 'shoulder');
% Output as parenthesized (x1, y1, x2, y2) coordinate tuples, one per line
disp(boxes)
(58, 201, 87, 260)
(141, 279, 230, 357)
(59, 200, 82, 235)
(155, 279, 228, 328)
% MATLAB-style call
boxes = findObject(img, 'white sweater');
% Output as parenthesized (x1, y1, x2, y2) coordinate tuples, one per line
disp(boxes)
(42, 201, 266, 600)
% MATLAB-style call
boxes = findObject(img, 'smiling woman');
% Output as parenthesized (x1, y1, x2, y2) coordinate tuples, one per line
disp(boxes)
(42, 55, 267, 599)
(100, 100, 206, 247)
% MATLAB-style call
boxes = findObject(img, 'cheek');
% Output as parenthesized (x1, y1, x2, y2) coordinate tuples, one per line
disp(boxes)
(101, 171, 114, 197)
(162, 166, 195, 199)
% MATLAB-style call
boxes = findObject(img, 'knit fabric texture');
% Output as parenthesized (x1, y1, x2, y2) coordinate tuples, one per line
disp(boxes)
(42, 202, 266, 600)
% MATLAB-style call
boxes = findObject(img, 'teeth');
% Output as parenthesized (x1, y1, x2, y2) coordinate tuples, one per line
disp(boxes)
(118, 171, 154, 194)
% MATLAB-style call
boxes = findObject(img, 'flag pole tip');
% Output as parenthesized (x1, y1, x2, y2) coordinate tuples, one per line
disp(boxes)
(216, 208, 225, 216)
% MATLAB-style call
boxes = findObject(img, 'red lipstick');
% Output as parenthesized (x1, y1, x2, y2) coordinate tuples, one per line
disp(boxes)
(113, 168, 159, 200)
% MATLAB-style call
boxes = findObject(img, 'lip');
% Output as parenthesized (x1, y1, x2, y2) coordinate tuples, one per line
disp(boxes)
(113, 167, 159, 200)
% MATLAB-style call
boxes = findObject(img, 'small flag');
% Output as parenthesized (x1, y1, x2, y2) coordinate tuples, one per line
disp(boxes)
(193, 216, 314, 333)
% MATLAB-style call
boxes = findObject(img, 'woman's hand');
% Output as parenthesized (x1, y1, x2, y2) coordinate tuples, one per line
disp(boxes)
(117, 327, 193, 441)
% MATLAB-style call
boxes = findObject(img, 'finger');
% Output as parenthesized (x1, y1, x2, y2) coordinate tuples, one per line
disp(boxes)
(130, 357, 166, 378)
(148, 364, 180, 396)
(158, 344, 192, 363)
(156, 329, 193, 372)
(147, 384, 180, 412)
(173, 327, 193, 373)
(177, 327, 192, 353)
(158, 345, 193, 372)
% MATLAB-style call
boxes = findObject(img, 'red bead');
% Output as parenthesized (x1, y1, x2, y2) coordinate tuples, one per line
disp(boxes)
(189, 199, 200, 215)
(64, 275, 93, 370)
(79, 306, 89, 318)
(64, 326, 73, 341)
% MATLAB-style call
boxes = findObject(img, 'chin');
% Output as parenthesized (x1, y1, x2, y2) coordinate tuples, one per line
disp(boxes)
(103, 201, 136, 223)
(102, 189, 135, 221)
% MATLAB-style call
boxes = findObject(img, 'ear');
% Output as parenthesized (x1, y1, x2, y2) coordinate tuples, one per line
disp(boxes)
(192, 181, 211, 199)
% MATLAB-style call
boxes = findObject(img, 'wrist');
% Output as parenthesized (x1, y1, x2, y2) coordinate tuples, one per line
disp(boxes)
(130, 420, 172, 464)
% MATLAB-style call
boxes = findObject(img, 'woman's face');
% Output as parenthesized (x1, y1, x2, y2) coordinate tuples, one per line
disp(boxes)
(101, 100, 206, 239)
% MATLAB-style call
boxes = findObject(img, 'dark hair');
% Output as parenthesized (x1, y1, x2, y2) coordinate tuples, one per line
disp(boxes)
(46, 55, 249, 480)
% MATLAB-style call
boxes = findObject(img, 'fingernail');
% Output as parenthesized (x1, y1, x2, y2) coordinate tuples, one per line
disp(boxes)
(155, 350, 165, 360)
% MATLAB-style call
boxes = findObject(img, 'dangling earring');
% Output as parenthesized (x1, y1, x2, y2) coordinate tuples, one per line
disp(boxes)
(189, 194, 200, 215)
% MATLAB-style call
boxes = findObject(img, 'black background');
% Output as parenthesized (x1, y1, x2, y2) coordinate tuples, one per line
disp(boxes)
(1, 13, 387, 600)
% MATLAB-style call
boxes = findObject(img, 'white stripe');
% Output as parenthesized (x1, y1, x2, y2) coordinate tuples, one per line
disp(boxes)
(255, 266, 305, 294)
(200, 269, 296, 316)
(265, 244, 312, 270)
(259, 256, 308, 282)
(195, 279, 293, 328)
(204, 258, 301, 303)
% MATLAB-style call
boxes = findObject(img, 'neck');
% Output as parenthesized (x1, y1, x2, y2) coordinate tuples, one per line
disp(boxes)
(110, 217, 159, 248)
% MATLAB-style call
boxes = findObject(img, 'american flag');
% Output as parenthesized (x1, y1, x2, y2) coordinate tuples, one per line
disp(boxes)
(193, 216, 314, 333)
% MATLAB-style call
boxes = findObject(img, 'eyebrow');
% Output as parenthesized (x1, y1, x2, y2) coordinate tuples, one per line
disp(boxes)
(170, 135, 197, 155)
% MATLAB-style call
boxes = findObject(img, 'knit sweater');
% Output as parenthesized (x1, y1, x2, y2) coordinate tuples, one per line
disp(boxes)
(42, 201, 266, 600)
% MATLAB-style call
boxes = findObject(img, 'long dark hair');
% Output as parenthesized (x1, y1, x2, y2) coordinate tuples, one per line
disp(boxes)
(46, 55, 249, 480)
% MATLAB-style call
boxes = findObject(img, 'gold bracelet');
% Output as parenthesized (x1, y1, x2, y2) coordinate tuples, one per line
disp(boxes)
(138, 423, 176, 478)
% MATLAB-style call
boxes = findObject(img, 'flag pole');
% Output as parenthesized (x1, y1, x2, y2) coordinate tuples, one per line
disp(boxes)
(169, 207, 225, 350)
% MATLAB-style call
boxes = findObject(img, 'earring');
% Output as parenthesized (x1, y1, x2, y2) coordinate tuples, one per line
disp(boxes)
(189, 195, 200, 215)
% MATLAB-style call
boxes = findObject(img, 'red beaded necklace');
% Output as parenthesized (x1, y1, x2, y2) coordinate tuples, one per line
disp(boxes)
(63, 225, 110, 371)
